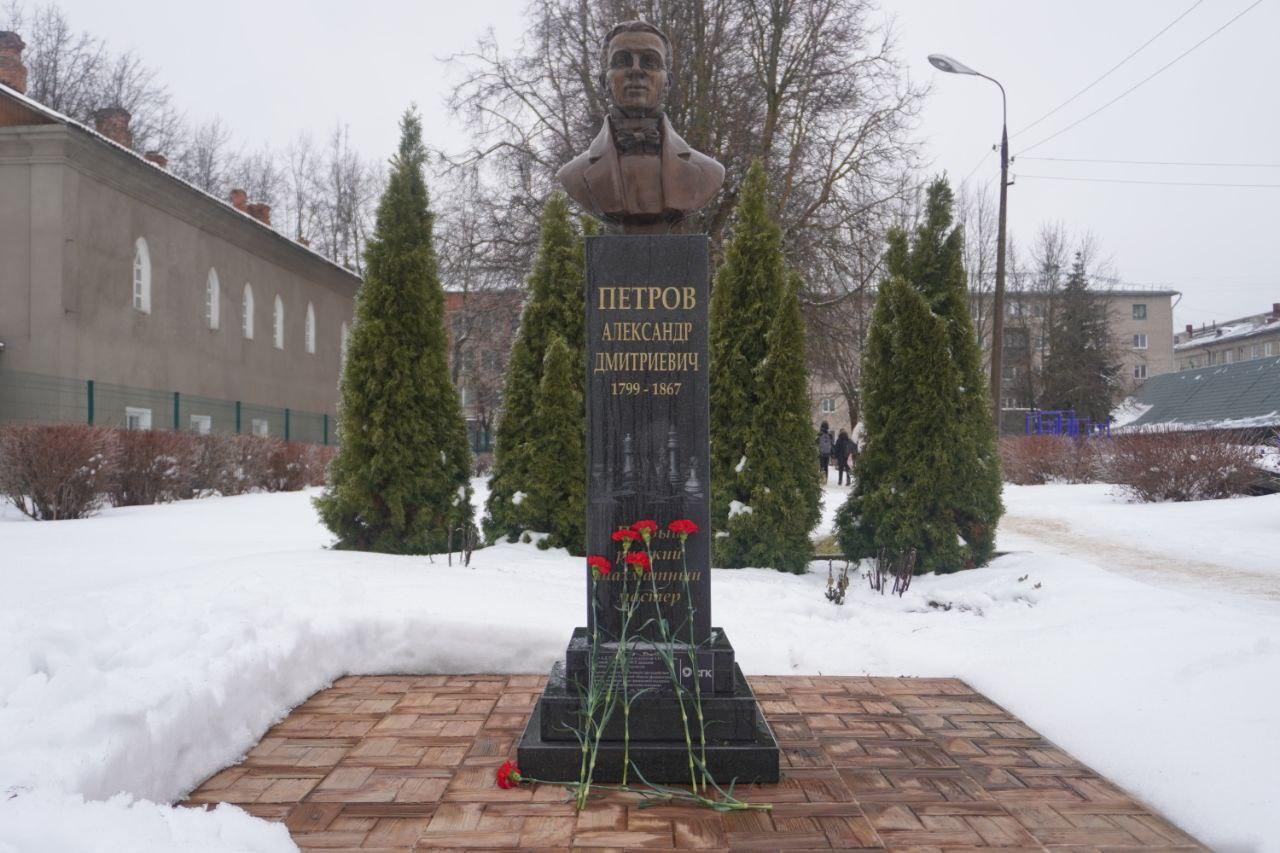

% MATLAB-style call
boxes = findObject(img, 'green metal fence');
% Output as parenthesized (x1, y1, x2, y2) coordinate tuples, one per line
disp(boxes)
(0, 368, 334, 444)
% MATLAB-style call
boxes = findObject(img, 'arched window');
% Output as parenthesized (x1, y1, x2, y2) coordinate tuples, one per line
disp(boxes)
(132, 237, 151, 313)
(273, 295, 284, 349)
(340, 321, 350, 361)
(242, 284, 255, 339)
(305, 302, 316, 354)
(205, 268, 220, 330)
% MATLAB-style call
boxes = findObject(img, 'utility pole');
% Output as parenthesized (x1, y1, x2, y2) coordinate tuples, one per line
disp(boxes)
(928, 53, 1010, 431)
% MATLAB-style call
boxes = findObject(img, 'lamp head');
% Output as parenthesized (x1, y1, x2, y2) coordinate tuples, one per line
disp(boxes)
(928, 53, 980, 76)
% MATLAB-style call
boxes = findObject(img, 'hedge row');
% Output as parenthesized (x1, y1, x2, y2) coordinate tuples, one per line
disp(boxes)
(0, 423, 336, 520)
(1000, 429, 1267, 501)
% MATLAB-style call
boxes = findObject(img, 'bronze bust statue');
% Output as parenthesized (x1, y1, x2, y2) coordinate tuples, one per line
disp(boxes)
(557, 21, 725, 232)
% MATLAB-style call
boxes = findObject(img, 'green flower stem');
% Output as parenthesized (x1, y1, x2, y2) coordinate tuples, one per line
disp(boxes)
(679, 538, 709, 791)
(576, 573, 601, 799)
(513, 774, 771, 812)
(648, 568, 699, 793)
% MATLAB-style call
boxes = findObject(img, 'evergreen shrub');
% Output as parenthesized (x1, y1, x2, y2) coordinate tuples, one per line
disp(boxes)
(486, 195, 587, 548)
(835, 179, 1002, 573)
(710, 162, 819, 572)
(315, 109, 475, 553)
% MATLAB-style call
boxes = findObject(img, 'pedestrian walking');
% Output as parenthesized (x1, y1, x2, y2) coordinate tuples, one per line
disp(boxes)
(816, 421, 833, 482)
(833, 428, 854, 486)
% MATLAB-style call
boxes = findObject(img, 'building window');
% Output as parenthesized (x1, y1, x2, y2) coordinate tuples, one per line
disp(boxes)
(1224, 350, 1233, 364)
(1132, 304, 1147, 320)
(125, 406, 152, 431)
(242, 284, 255, 339)
(189, 414, 212, 434)
(205, 268, 220, 330)
(1251, 344, 1262, 360)
(820, 397, 836, 414)
(1267, 342, 1276, 357)
(1133, 364, 1147, 379)
(273, 295, 284, 349)
(132, 237, 151, 313)
(251, 418, 269, 437)
(305, 302, 316, 354)
(460, 386, 472, 406)
(1132, 333, 1148, 350)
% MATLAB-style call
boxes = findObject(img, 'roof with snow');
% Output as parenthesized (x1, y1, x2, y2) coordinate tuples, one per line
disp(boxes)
(0, 81, 362, 284)
(1117, 357, 1280, 431)
(1175, 312, 1280, 352)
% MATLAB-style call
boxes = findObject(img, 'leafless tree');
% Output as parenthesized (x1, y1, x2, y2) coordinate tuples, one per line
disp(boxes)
(172, 116, 235, 195)
(308, 124, 382, 274)
(957, 181, 997, 359)
(443, 0, 924, 293)
(4, 1, 181, 154)
(282, 132, 322, 242)
(227, 145, 286, 212)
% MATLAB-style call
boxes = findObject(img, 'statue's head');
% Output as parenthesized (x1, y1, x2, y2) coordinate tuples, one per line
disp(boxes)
(600, 20, 670, 115)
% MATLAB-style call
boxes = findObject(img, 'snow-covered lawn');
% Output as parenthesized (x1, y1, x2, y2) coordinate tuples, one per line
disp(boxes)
(2, 482, 1278, 851)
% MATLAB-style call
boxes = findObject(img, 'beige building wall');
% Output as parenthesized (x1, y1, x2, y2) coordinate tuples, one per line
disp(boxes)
(0, 123, 359, 428)
(1105, 293, 1176, 392)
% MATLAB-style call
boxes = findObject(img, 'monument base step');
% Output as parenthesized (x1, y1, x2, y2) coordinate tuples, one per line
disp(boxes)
(565, 625, 737, 695)
(517, 697, 780, 784)
(539, 660, 761, 742)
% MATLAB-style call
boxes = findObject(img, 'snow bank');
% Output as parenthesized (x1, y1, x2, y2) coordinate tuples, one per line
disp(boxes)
(1110, 397, 1153, 428)
(2, 482, 1278, 850)
(0, 791, 290, 853)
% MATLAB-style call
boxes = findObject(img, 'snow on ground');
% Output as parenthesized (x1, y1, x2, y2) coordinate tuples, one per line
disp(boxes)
(2, 481, 1279, 851)
(1002, 482, 1280, 602)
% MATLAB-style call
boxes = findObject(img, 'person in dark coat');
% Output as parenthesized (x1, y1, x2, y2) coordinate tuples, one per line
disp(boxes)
(833, 428, 854, 485)
(816, 421, 834, 482)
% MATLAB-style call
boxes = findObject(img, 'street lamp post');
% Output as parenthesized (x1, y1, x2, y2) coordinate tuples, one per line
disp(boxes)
(928, 53, 1009, 432)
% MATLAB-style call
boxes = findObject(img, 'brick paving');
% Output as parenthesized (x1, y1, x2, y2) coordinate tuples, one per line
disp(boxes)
(183, 674, 1206, 850)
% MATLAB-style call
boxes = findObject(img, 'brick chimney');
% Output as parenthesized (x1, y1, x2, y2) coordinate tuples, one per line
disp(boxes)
(246, 202, 271, 226)
(144, 150, 167, 169)
(0, 31, 26, 94)
(92, 106, 133, 149)
(1185, 324, 1193, 335)
(229, 188, 248, 212)
(1272, 302, 1280, 318)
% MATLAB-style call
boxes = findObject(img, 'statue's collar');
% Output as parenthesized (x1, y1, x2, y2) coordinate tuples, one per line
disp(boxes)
(588, 114, 692, 162)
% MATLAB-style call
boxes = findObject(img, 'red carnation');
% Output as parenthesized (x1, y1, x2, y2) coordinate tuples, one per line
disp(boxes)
(587, 555, 612, 578)
(667, 519, 699, 539)
(631, 519, 659, 541)
(496, 760, 522, 789)
(625, 551, 651, 573)
(611, 528, 639, 542)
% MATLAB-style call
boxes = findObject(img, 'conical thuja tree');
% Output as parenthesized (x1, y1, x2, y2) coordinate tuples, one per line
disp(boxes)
(836, 277, 966, 569)
(521, 333, 586, 552)
(892, 180, 1002, 565)
(709, 161, 786, 535)
(719, 270, 821, 572)
(836, 178, 1002, 572)
(485, 194, 587, 543)
(315, 108, 474, 553)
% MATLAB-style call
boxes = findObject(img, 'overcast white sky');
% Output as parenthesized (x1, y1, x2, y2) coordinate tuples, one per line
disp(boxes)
(47, 0, 1279, 329)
